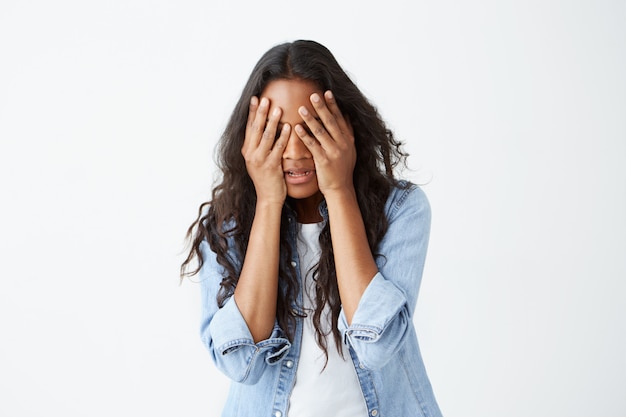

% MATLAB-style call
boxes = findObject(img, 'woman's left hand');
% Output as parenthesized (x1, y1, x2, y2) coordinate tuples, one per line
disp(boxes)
(295, 90, 356, 196)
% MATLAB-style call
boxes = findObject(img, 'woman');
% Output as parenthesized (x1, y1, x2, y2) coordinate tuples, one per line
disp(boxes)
(181, 40, 443, 417)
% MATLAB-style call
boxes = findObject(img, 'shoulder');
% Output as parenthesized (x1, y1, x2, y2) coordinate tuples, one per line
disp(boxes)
(384, 180, 431, 221)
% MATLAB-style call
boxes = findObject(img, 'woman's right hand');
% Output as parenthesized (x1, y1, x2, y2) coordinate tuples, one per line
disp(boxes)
(242, 96, 291, 205)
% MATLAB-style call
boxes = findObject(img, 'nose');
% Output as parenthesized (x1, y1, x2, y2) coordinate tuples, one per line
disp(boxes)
(282, 128, 312, 160)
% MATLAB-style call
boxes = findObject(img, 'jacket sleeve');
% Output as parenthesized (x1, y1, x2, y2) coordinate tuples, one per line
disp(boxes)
(198, 240, 291, 384)
(338, 184, 431, 370)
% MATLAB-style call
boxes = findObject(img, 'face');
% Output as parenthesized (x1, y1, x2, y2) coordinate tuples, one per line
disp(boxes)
(261, 78, 324, 203)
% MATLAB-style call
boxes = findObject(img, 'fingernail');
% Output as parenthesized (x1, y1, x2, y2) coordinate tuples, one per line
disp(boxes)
(311, 94, 320, 103)
(326, 90, 333, 99)
(273, 107, 280, 116)
(299, 106, 309, 116)
(250, 96, 258, 105)
(260, 97, 269, 107)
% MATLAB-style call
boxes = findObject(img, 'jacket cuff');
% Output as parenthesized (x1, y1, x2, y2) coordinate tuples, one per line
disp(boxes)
(339, 272, 407, 342)
(209, 297, 291, 364)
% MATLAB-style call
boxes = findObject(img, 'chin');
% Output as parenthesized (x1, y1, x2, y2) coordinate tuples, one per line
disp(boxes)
(286, 186, 322, 201)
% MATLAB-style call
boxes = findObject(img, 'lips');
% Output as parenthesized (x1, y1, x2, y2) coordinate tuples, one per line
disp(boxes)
(284, 167, 316, 185)
(286, 170, 313, 177)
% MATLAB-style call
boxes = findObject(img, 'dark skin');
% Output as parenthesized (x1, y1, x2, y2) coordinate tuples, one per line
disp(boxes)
(235, 79, 378, 342)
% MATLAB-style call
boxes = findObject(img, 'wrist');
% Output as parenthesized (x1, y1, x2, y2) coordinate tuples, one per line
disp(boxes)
(255, 197, 285, 210)
(321, 185, 357, 205)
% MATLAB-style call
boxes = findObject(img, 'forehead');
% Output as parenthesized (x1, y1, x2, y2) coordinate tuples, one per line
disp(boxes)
(261, 79, 321, 109)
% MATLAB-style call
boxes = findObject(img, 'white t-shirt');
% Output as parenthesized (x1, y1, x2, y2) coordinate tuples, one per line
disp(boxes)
(288, 222, 369, 417)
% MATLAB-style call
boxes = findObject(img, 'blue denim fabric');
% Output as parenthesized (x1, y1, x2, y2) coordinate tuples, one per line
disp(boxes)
(198, 182, 443, 417)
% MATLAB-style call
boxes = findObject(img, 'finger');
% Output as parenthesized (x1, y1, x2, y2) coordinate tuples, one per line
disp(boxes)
(242, 96, 259, 154)
(252, 97, 271, 145)
(297, 104, 333, 149)
(269, 123, 290, 160)
(323, 90, 353, 138)
(258, 106, 283, 152)
(309, 92, 343, 143)
(246, 96, 258, 129)
(294, 123, 325, 161)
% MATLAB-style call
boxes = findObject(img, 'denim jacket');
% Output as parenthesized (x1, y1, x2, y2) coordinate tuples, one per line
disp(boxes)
(198, 182, 443, 417)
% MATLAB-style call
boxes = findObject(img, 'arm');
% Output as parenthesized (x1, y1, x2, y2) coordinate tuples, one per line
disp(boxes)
(296, 92, 431, 370)
(233, 200, 283, 342)
(339, 185, 431, 370)
(324, 188, 378, 324)
(235, 96, 291, 342)
(199, 240, 291, 384)
(295, 91, 377, 323)
(197, 96, 294, 383)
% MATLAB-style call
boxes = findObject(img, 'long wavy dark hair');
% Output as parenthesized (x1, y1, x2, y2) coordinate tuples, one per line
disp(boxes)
(181, 40, 409, 360)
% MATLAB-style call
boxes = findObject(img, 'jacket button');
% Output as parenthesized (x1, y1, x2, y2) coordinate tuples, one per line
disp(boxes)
(371, 410, 378, 416)
(274, 411, 282, 417)
(285, 360, 294, 368)
(291, 261, 297, 267)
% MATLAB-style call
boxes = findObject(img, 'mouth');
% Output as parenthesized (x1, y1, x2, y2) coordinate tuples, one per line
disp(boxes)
(286, 170, 313, 177)
(284, 169, 316, 185)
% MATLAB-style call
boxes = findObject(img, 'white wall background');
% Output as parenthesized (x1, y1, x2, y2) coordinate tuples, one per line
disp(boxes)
(1, 0, 624, 416)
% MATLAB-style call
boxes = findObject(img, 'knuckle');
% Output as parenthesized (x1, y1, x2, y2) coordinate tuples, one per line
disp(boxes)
(325, 117, 338, 128)
(251, 122, 263, 134)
